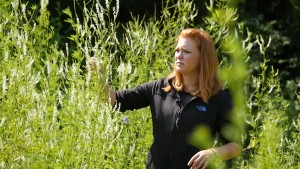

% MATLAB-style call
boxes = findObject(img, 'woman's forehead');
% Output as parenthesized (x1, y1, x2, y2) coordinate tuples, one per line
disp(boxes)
(176, 37, 198, 48)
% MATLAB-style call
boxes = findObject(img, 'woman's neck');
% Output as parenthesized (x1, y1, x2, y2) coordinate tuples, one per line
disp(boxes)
(182, 74, 199, 93)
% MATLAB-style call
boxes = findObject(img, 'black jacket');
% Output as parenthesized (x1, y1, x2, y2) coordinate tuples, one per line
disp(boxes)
(115, 78, 233, 169)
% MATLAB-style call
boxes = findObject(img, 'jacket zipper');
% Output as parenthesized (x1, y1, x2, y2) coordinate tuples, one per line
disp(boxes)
(168, 107, 181, 169)
(175, 107, 183, 131)
(169, 96, 196, 168)
(175, 96, 196, 131)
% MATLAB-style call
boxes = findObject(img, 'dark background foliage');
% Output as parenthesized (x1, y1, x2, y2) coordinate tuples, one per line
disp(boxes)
(26, 0, 300, 94)
(238, 0, 300, 82)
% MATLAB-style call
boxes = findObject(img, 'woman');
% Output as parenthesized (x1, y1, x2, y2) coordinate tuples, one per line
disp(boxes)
(91, 28, 242, 169)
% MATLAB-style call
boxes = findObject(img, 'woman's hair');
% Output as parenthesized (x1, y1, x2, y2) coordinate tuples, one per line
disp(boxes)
(163, 28, 223, 102)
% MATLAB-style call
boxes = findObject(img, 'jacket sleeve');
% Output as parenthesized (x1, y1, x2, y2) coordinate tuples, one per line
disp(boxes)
(115, 80, 158, 112)
(216, 91, 239, 144)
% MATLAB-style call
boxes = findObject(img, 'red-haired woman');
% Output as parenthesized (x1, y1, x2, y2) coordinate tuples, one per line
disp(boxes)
(91, 28, 242, 169)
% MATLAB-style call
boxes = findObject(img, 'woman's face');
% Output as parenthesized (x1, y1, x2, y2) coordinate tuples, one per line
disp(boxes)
(175, 37, 200, 76)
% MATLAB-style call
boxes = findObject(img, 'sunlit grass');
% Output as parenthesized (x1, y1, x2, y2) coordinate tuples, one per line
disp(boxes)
(0, 0, 299, 168)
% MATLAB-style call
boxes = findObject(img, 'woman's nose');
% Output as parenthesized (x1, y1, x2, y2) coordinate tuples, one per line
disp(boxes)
(175, 51, 184, 59)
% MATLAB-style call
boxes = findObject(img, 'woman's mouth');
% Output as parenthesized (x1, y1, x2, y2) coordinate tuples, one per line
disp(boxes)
(176, 61, 184, 65)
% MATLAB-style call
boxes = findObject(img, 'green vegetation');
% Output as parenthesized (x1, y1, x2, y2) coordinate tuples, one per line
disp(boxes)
(0, 0, 299, 168)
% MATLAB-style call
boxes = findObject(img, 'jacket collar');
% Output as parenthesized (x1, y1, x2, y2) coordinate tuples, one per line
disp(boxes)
(166, 77, 178, 98)
(167, 77, 199, 102)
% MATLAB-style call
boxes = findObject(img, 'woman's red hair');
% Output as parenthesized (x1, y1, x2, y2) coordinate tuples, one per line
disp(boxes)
(163, 28, 222, 102)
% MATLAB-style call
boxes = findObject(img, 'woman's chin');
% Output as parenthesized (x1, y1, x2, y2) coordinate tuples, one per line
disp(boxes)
(175, 69, 186, 74)
(175, 66, 183, 71)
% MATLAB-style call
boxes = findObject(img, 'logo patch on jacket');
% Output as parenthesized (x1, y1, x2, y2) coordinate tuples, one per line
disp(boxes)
(196, 105, 207, 112)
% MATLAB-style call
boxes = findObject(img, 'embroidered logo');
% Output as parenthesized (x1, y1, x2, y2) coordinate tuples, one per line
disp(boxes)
(196, 106, 207, 112)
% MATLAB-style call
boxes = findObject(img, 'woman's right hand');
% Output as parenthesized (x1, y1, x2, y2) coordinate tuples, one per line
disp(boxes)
(88, 56, 101, 72)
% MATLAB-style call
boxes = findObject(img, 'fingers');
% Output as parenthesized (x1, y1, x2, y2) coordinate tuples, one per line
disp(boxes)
(191, 155, 206, 169)
(188, 150, 215, 169)
(88, 57, 98, 70)
(188, 153, 199, 166)
(88, 57, 105, 74)
(197, 157, 207, 169)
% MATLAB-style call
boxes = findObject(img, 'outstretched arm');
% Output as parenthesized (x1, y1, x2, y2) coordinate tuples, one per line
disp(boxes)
(103, 83, 116, 105)
(88, 57, 116, 105)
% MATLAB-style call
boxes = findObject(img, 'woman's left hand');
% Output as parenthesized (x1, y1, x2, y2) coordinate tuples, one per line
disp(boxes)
(187, 149, 216, 169)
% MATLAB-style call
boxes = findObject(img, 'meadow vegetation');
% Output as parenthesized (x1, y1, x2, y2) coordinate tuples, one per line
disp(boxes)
(0, 0, 299, 168)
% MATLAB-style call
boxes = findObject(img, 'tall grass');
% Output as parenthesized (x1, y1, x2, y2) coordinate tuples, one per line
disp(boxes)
(0, 0, 299, 168)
